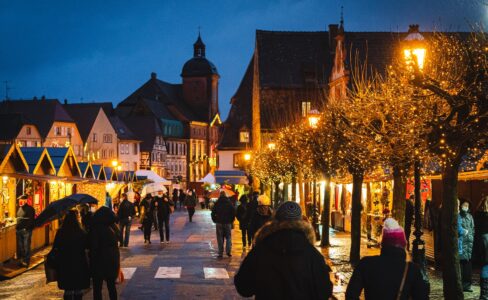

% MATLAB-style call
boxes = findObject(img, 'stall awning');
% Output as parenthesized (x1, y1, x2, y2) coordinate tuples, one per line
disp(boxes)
(214, 170, 248, 185)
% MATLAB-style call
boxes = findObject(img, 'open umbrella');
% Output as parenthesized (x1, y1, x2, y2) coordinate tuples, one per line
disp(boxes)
(141, 183, 167, 197)
(34, 194, 98, 227)
(208, 188, 235, 199)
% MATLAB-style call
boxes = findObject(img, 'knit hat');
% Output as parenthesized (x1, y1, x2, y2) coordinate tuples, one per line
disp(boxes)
(275, 201, 302, 221)
(381, 218, 407, 249)
(257, 194, 271, 206)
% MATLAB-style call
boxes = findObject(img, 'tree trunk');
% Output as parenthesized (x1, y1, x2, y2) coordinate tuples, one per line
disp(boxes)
(350, 172, 364, 265)
(392, 166, 408, 227)
(441, 163, 463, 300)
(292, 175, 297, 201)
(274, 181, 280, 208)
(366, 183, 372, 240)
(321, 174, 331, 247)
(298, 171, 305, 211)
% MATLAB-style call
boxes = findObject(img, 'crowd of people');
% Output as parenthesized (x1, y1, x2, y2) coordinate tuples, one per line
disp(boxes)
(17, 183, 487, 300)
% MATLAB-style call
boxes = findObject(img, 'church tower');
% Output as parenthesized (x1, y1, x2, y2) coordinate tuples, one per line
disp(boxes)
(181, 33, 219, 122)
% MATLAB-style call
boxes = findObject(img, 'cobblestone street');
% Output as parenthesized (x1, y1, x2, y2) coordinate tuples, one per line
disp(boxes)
(0, 208, 482, 299)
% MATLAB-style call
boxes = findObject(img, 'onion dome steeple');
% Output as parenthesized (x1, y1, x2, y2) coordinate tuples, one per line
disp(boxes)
(193, 32, 206, 58)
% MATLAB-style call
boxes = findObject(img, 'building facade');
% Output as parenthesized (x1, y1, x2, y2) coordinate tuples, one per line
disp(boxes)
(109, 116, 141, 172)
(0, 113, 42, 147)
(116, 33, 221, 184)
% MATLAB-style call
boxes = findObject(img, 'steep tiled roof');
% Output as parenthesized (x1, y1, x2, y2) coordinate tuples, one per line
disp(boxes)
(116, 75, 204, 122)
(0, 99, 74, 138)
(0, 113, 34, 141)
(256, 30, 333, 87)
(218, 59, 253, 150)
(108, 116, 139, 141)
(63, 104, 103, 143)
(121, 115, 163, 152)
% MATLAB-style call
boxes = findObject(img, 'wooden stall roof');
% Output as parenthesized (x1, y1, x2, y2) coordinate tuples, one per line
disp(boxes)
(21, 147, 56, 176)
(45, 146, 82, 178)
(0, 144, 29, 174)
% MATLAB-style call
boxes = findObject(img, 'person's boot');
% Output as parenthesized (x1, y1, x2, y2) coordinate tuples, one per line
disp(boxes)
(480, 278, 488, 300)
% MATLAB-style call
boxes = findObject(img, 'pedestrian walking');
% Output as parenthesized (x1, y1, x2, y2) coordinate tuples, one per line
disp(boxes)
(172, 189, 179, 209)
(236, 195, 251, 249)
(105, 192, 113, 211)
(79, 204, 95, 233)
(179, 189, 186, 210)
(117, 193, 136, 247)
(459, 198, 475, 292)
(134, 190, 141, 217)
(184, 190, 197, 222)
(211, 191, 236, 258)
(198, 193, 205, 209)
(345, 217, 429, 300)
(89, 206, 120, 300)
(476, 196, 488, 299)
(204, 191, 210, 209)
(234, 201, 333, 299)
(52, 210, 90, 300)
(140, 194, 153, 244)
(152, 191, 174, 243)
(16, 195, 35, 268)
(249, 194, 273, 242)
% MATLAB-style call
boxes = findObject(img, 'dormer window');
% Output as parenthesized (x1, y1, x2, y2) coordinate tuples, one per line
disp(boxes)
(239, 127, 250, 143)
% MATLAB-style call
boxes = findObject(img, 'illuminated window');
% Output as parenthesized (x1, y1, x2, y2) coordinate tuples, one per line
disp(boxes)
(239, 131, 250, 143)
(301, 101, 311, 117)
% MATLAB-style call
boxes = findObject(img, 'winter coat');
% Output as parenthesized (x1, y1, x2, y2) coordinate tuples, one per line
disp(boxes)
(346, 246, 429, 300)
(246, 199, 258, 225)
(234, 219, 333, 299)
(458, 211, 475, 260)
(53, 227, 90, 290)
(139, 197, 153, 222)
(117, 199, 135, 221)
(16, 204, 35, 230)
(211, 196, 235, 224)
(89, 208, 120, 280)
(184, 194, 197, 208)
(249, 205, 273, 237)
(152, 197, 174, 219)
(475, 211, 488, 265)
(236, 203, 248, 230)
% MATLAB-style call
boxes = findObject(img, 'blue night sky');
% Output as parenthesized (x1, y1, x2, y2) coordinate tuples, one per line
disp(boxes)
(1, 0, 486, 120)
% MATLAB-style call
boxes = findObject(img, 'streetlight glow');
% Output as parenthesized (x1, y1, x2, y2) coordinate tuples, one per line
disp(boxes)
(243, 153, 251, 161)
(307, 109, 321, 128)
(111, 160, 118, 167)
(267, 142, 276, 150)
(403, 24, 426, 71)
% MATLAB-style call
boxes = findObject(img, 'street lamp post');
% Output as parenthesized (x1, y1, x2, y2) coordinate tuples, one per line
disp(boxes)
(403, 24, 429, 283)
(307, 109, 321, 240)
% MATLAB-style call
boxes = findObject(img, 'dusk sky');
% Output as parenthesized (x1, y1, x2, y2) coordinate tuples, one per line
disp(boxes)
(1, 0, 486, 120)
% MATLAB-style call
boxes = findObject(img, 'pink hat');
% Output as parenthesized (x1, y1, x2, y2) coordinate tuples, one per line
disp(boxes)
(381, 218, 407, 249)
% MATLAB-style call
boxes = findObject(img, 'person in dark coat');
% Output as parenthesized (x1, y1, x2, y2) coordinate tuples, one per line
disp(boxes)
(89, 206, 120, 300)
(404, 195, 414, 251)
(140, 194, 153, 244)
(459, 199, 475, 292)
(172, 189, 179, 209)
(234, 201, 333, 299)
(184, 190, 197, 222)
(178, 189, 186, 209)
(236, 195, 251, 248)
(53, 210, 90, 300)
(346, 218, 429, 300)
(117, 193, 136, 247)
(79, 204, 94, 233)
(211, 192, 236, 258)
(249, 195, 273, 241)
(152, 191, 174, 243)
(476, 196, 488, 300)
(16, 196, 35, 267)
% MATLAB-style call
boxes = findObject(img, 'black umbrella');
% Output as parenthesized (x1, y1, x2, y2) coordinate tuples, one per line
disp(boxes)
(34, 193, 99, 227)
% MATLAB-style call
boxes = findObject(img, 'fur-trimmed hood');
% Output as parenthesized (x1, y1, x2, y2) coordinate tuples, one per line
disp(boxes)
(254, 219, 316, 248)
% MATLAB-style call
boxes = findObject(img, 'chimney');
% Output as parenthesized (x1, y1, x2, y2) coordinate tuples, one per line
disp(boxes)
(64, 99, 68, 105)
(33, 96, 38, 101)
(328, 24, 339, 54)
(151, 72, 157, 79)
(41, 95, 46, 101)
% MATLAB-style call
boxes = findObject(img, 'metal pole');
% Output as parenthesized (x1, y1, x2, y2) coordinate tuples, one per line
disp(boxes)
(412, 160, 429, 286)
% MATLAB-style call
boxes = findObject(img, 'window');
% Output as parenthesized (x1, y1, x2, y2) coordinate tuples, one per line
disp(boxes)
(132, 162, 137, 171)
(239, 131, 250, 143)
(92, 133, 97, 142)
(26, 127, 31, 135)
(67, 127, 72, 137)
(102, 149, 107, 159)
(55, 127, 61, 136)
(302, 101, 311, 117)
(109, 149, 114, 158)
(103, 134, 112, 143)
(133, 143, 138, 155)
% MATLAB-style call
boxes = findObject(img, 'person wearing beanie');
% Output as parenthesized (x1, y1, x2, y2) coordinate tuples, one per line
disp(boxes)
(346, 218, 429, 300)
(234, 201, 333, 299)
(248, 194, 273, 242)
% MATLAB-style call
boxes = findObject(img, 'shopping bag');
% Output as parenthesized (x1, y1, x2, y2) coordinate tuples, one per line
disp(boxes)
(115, 268, 125, 284)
